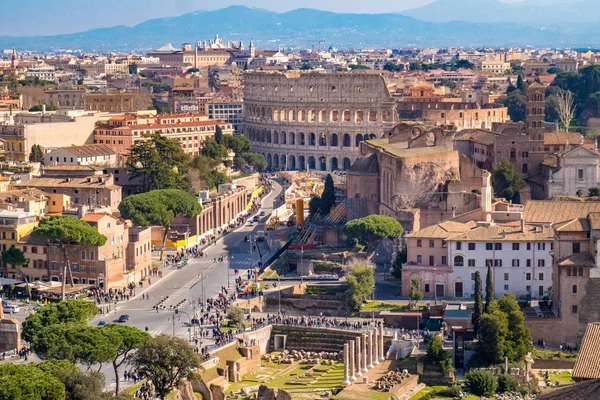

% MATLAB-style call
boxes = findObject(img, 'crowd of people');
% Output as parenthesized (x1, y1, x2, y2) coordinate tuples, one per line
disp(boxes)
(132, 381, 155, 399)
(253, 314, 383, 331)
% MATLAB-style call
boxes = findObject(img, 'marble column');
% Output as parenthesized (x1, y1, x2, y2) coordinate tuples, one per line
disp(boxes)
(379, 325, 385, 362)
(372, 328, 380, 366)
(361, 333, 368, 373)
(367, 330, 374, 368)
(349, 340, 356, 381)
(342, 342, 350, 385)
(355, 336, 363, 377)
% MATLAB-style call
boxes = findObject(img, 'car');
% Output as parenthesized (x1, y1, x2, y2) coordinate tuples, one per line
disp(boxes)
(97, 320, 107, 326)
(118, 315, 129, 323)
(260, 211, 266, 216)
(4, 304, 19, 313)
(253, 216, 260, 222)
(247, 220, 256, 226)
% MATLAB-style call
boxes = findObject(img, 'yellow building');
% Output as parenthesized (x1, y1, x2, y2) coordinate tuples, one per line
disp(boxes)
(0, 210, 38, 279)
(0, 189, 48, 216)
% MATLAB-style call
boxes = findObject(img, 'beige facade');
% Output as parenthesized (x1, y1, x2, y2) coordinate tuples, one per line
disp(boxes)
(86, 92, 134, 112)
(243, 71, 397, 171)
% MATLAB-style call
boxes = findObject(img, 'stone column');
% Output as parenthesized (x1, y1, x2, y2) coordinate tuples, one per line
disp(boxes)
(367, 330, 374, 368)
(349, 340, 356, 381)
(342, 342, 350, 385)
(379, 325, 385, 362)
(372, 328, 380, 366)
(361, 333, 368, 373)
(355, 336, 362, 378)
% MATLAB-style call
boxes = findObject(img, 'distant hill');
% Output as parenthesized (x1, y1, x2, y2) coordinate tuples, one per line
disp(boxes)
(1, 5, 600, 52)
(401, 0, 600, 25)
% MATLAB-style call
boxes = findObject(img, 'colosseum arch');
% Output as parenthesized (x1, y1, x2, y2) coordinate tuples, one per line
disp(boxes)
(281, 131, 286, 144)
(368, 133, 377, 140)
(273, 108, 279, 121)
(289, 155, 296, 170)
(273, 154, 279, 169)
(368, 110, 377, 122)
(331, 109, 339, 122)
(299, 132, 306, 146)
(319, 156, 327, 171)
(281, 155, 287, 170)
(355, 110, 364, 123)
(299, 155, 306, 171)
(298, 110, 306, 122)
(343, 134, 351, 147)
(308, 156, 316, 170)
(290, 109, 296, 121)
(266, 153, 272, 168)
(309, 133, 316, 146)
(308, 109, 316, 122)
(289, 132, 295, 145)
(261, 107, 266, 118)
(331, 133, 339, 147)
(355, 134, 364, 147)
(331, 157, 339, 170)
(273, 131, 279, 144)
(280, 109, 287, 122)
(343, 110, 351, 122)
(319, 133, 327, 147)
(343, 157, 351, 170)
(319, 109, 326, 122)
(266, 131, 272, 143)
(267, 107, 273, 121)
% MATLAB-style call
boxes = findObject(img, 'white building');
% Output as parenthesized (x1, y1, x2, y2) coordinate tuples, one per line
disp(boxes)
(480, 60, 510, 74)
(448, 221, 554, 301)
(43, 144, 118, 167)
(208, 99, 243, 134)
(547, 145, 600, 198)
(25, 65, 56, 81)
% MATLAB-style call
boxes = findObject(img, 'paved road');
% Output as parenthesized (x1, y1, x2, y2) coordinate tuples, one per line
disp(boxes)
(91, 179, 285, 389)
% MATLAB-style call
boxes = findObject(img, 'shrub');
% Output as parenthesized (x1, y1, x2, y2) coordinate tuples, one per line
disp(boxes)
(313, 262, 342, 274)
(435, 385, 461, 397)
(497, 374, 519, 393)
(465, 370, 497, 397)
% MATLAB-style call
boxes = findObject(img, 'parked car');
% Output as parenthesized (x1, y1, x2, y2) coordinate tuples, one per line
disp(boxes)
(260, 211, 266, 216)
(4, 304, 19, 313)
(253, 216, 260, 222)
(97, 320, 107, 326)
(118, 315, 129, 323)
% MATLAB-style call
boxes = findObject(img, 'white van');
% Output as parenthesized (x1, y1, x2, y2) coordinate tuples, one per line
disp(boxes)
(4, 304, 19, 313)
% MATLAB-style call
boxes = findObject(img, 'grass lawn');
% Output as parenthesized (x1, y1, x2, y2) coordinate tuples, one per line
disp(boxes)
(533, 349, 577, 361)
(362, 300, 425, 313)
(337, 390, 394, 400)
(124, 380, 146, 396)
(408, 386, 446, 400)
(548, 371, 575, 386)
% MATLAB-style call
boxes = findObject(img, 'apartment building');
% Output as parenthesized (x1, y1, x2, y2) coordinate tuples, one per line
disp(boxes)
(0, 210, 38, 279)
(43, 144, 118, 168)
(207, 97, 243, 134)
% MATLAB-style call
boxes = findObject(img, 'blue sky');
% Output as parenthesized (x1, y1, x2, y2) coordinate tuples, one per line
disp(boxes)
(2, 0, 525, 36)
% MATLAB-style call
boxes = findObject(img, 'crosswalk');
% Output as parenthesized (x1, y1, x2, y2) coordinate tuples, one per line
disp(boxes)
(187, 259, 256, 265)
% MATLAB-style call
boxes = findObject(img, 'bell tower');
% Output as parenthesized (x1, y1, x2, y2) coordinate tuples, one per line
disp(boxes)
(526, 82, 546, 135)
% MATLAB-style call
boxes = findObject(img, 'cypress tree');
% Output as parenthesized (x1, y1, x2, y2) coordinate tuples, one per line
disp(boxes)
(473, 271, 483, 336)
(516, 75, 527, 93)
(485, 264, 494, 313)
(320, 174, 336, 216)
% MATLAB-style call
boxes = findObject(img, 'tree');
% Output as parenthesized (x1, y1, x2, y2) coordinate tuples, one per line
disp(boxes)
(465, 370, 498, 397)
(497, 374, 519, 393)
(320, 174, 336, 216)
(426, 335, 444, 364)
(308, 196, 321, 219)
(226, 306, 246, 328)
(503, 92, 527, 122)
(409, 278, 423, 309)
(201, 140, 228, 160)
(547, 67, 564, 75)
(126, 134, 189, 193)
(516, 75, 527, 93)
(233, 156, 247, 170)
(29, 104, 58, 112)
(223, 135, 252, 154)
(131, 335, 200, 400)
(31, 217, 107, 300)
(346, 264, 375, 312)
(242, 153, 267, 172)
(0, 363, 66, 400)
(187, 67, 199, 74)
(383, 62, 402, 72)
(485, 264, 494, 313)
(497, 294, 532, 362)
(2, 246, 30, 276)
(215, 125, 224, 145)
(391, 248, 406, 280)
(589, 187, 600, 197)
(29, 144, 44, 163)
(22, 300, 98, 342)
(473, 271, 483, 337)
(348, 64, 370, 70)
(555, 88, 576, 132)
(102, 324, 150, 395)
(119, 189, 201, 260)
(37, 360, 119, 400)
(344, 215, 404, 252)
(477, 307, 509, 365)
(492, 160, 524, 204)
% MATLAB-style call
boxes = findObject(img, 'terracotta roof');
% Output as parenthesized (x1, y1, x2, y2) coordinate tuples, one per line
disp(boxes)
(406, 220, 475, 239)
(81, 212, 117, 223)
(573, 322, 600, 380)
(448, 222, 554, 242)
(108, 120, 227, 131)
(589, 213, 600, 230)
(42, 165, 103, 171)
(14, 176, 119, 190)
(542, 154, 558, 168)
(544, 132, 586, 146)
(454, 129, 500, 146)
(58, 144, 116, 158)
(536, 379, 600, 400)
(523, 201, 600, 224)
(364, 140, 455, 159)
(554, 218, 591, 232)
(557, 252, 596, 268)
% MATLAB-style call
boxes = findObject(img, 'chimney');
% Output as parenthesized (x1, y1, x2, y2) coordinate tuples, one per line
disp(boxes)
(520, 216, 525, 233)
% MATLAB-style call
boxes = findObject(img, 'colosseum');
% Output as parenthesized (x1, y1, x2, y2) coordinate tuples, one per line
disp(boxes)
(243, 71, 398, 171)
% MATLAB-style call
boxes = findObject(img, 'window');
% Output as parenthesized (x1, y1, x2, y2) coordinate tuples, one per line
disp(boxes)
(90, 251, 95, 260)
(51, 247, 58, 255)
(417, 240, 422, 248)
(512, 259, 520, 267)
(441, 256, 447, 265)
(539, 273, 544, 281)
(456, 242, 462, 250)
(579, 267, 584, 277)
(526, 285, 531, 292)
(468, 243, 475, 250)
(538, 243, 546, 250)
(504, 285, 509, 291)
(471, 273, 476, 280)
(486, 259, 493, 267)
(512, 243, 520, 251)
(527, 243, 531, 250)
(425, 284, 430, 293)
(538, 259, 545, 267)
(572, 305, 578, 314)
(442, 240, 447, 248)
(527, 259, 532, 267)
(90, 266, 95, 273)
(32, 247, 37, 254)
(573, 242, 581, 254)
(429, 256, 435, 266)
(486, 243, 493, 251)
(578, 169, 584, 180)
(522, 151, 529, 158)
(454, 255, 464, 267)
(429, 240, 435, 248)
(504, 273, 509, 281)
(494, 259, 503, 267)
(526, 273, 532, 281)
(573, 285, 578, 294)
(567, 268, 572, 276)
(468, 259, 476, 267)
(417, 255, 422, 264)
(495, 243, 502, 250)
